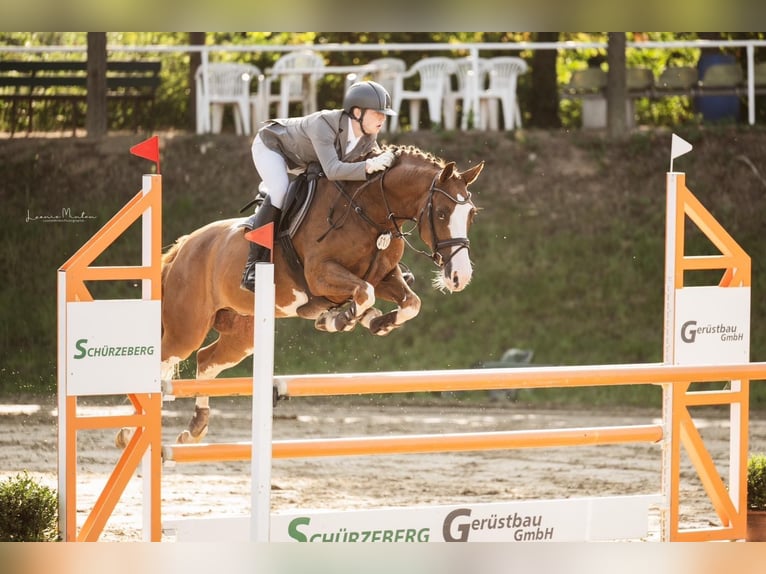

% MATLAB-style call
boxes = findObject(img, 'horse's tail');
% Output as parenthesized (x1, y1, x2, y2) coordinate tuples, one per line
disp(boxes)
(161, 234, 190, 291)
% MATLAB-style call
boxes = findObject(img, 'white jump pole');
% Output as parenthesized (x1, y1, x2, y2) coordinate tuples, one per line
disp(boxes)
(251, 262, 275, 541)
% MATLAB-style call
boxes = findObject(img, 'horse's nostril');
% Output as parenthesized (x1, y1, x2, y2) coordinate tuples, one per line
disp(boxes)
(453, 273, 459, 287)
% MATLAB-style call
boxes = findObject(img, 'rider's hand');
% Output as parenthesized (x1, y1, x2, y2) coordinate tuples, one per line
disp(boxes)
(365, 150, 396, 174)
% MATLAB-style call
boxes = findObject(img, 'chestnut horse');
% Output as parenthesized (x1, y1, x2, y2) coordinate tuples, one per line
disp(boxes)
(145, 145, 482, 444)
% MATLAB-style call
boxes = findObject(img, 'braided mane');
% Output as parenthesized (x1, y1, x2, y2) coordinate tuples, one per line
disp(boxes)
(382, 144, 446, 169)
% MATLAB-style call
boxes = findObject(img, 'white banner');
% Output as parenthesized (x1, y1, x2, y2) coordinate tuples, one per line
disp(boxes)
(673, 286, 750, 365)
(66, 300, 160, 396)
(166, 495, 661, 543)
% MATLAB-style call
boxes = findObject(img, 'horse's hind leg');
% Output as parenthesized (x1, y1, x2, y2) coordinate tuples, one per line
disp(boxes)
(115, 313, 214, 450)
(176, 310, 254, 444)
(113, 359, 181, 449)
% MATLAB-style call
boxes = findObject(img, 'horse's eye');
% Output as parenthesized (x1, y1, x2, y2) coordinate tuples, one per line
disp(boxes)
(437, 208, 448, 221)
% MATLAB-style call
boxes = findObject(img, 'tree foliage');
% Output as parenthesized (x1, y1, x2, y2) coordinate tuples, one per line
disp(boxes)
(2, 32, 766, 132)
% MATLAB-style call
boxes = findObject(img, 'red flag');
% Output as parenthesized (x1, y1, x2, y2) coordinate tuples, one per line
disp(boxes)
(130, 135, 160, 173)
(244, 223, 275, 262)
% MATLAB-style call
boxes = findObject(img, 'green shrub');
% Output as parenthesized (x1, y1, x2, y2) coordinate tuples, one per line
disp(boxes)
(748, 453, 766, 511)
(0, 472, 58, 541)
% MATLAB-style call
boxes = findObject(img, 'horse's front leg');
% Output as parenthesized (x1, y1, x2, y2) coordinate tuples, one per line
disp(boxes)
(306, 261, 376, 333)
(365, 267, 422, 336)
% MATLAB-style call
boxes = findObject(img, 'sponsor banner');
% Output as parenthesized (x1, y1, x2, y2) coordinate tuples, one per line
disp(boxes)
(673, 286, 750, 365)
(265, 496, 660, 543)
(165, 496, 660, 542)
(66, 300, 160, 396)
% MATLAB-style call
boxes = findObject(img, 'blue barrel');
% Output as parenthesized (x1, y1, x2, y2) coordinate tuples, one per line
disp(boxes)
(695, 53, 740, 122)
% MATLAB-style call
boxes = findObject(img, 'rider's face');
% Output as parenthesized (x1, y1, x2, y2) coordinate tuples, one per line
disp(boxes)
(359, 109, 386, 135)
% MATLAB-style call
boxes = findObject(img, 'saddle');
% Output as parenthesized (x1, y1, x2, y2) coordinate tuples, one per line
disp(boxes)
(280, 162, 324, 238)
(241, 162, 415, 288)
(240, 162, 324, 272)
(241, 163, 322, 234)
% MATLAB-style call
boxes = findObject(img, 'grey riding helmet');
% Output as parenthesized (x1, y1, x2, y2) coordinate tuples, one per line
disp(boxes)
(343, 80, 397, 116)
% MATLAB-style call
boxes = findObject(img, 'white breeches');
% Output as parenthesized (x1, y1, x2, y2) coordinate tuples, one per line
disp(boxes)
(251, 134, 290, 209)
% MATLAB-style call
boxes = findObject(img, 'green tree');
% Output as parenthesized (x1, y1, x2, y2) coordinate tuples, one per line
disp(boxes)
(607, 32, 628, 139)
(188, 32, 206, 130)
(86, 32, 107, 138)
(528, 32, 561, 128)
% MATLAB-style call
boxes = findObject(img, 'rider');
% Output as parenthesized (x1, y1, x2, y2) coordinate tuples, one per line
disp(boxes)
(241, 80, 397, 292)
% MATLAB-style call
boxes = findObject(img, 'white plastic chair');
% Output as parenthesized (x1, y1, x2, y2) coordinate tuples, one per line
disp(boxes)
(478, 56, 528, 131)
(195, 63, 262, 135)
(391, 57, 457, 131)
(443, 57, 492, 130)
(261, 51, 325, 119)
(367, 57, 406, 131)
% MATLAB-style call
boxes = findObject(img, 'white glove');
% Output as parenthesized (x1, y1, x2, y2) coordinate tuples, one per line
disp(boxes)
(365, 151, 395, 174)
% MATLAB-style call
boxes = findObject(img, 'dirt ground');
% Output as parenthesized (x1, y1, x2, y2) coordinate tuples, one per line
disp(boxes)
(2, 394, 764, 542)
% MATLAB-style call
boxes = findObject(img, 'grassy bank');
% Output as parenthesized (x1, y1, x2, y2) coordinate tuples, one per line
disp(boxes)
(3, 127, 766, 406)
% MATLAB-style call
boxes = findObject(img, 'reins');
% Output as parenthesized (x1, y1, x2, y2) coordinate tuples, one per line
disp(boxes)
(315, 174, 392, 243)
(318, 161, 473, 271)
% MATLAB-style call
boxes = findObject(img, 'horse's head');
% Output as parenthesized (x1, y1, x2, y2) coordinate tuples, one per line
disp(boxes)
(419, 160, 483, 293)
(373, 146, 483, 294)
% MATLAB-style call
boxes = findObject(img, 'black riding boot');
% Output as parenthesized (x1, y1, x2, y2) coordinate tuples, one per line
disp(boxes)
(240, 197, 282, 292)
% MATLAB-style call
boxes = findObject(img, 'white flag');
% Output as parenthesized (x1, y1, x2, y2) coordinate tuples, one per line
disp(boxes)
(670, 134, 693, 171)
(671, 134, 693, 159)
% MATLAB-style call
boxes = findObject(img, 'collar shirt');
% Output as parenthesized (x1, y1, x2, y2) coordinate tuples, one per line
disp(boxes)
(346, 117, 360, 153)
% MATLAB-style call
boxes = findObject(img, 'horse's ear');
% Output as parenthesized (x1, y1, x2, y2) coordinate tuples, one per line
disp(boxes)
(460, 161, 485, 186)
(438, 162, 457, 183)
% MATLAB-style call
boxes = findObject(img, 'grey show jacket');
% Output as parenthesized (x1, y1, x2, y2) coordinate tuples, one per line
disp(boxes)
(257, 109, 380, 181)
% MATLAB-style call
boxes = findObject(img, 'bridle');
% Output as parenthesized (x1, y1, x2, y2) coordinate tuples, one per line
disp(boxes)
(415, 172, 473, 268)
(372, 169, 473, 269)
(323, 165, 474, 270)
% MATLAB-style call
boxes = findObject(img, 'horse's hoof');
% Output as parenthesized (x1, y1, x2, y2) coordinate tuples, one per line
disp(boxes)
(176, 424, 208, 444)
(115, 427, 133, 449)
(317, 301, 358, 332)
(370, 312, 398, 336)
(359, 308, 382, 329)
(176, 430, 193, 444)
(315, 313, 345, 332)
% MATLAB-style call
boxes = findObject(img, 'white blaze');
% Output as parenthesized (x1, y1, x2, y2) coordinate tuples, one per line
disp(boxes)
(445, 196, 473, 291)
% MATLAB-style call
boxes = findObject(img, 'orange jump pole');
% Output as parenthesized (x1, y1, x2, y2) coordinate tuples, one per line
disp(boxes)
(163, 424, 664, 464)
(163, 362, 766, 399)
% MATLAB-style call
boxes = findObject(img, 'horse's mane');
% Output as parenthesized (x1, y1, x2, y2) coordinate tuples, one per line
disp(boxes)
(381, 144, 446, 169)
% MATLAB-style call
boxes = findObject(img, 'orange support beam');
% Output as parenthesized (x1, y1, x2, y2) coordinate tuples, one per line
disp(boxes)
(58, 171, 163, 542)
(662, 171, 752, 541)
